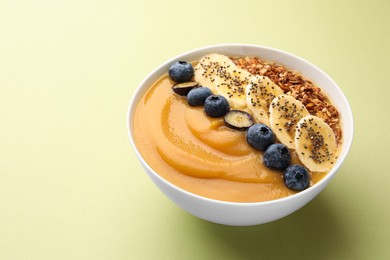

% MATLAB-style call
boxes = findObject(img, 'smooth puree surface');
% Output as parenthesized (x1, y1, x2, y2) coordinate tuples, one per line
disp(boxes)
(133, 75, 327, 202)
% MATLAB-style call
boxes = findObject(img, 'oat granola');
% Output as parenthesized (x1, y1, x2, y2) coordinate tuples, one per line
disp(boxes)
(231, 56, 342, 143)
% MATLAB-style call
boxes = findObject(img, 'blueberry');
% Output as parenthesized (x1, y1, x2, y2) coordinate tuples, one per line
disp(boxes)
(187, 87, 213, 106)
(204, 95, 230, 117)
(171, 82, 198, 96)
(284, 165, 310, 191)
(263, 143, 291, 170)
(169, 61, 194, 82)
(224, 110, 254, 131)
(246, 124, 275, 151)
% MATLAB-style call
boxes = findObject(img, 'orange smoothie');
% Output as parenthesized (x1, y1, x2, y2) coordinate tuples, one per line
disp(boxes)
(133, 75, 328, 202)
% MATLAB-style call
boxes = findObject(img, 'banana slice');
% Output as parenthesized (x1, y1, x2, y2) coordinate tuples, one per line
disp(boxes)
(245, 75, 284, 125)
(194, 54, 252, 109)
(295, 115, 338, 172)
(269, 95, 309, 149)
(194, 53, 225, 93)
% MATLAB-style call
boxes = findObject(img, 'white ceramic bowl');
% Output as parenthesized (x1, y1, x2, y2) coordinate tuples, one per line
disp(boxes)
(127, 44, 354, 226)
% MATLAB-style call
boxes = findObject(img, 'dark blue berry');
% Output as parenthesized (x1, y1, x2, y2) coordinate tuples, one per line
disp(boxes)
(187, 87, 212, 106)
(204, 95, 230, 117)
(246, 124, 274, 151)
(263, 143, 291, 170)
(169, 61, 194, 82)
(284, 165, 310, 191)
(171, 82, 198, 96)
(224, 110, 254, 131)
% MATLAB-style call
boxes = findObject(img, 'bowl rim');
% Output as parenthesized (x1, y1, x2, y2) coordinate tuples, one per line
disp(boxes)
(126, 43, 354, 207)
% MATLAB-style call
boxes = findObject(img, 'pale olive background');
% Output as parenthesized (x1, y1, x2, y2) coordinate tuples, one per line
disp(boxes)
(0, 0, 388, 259)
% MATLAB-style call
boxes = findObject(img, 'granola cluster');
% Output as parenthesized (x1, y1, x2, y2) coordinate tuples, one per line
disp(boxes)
(231, 56, 342, 143)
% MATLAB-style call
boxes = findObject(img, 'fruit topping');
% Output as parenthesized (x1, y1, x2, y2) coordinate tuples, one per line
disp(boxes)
(245, 75, 284, 125)
(294, 115, 337, 172)
(224, 110, 254, 131)
(246, 124, 274, 151)
(169, 61, 194, 83)
(283, 164, 310, 191)
(194, 54, 252, 109)
(204, 95, 230, 117)
(171, 82, 199, 96)
(187, 87, 213, 106)
(263, 143, 291, 170)
(269, 94, 309, 149)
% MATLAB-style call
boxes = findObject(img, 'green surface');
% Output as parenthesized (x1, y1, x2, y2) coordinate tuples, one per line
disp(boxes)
(0, 0, 388, 259)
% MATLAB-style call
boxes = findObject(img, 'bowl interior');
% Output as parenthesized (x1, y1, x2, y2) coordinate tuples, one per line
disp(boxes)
(127, 44, 354, 206)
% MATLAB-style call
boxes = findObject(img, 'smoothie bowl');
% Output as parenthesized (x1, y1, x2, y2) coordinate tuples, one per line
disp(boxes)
(127, 44, 353, 226)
